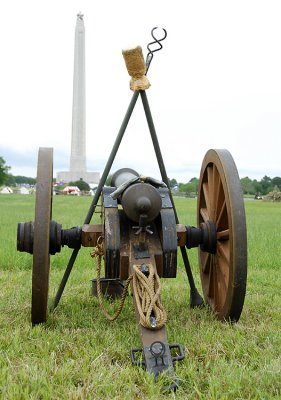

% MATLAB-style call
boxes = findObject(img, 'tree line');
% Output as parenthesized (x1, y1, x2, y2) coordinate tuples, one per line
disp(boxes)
(1, 156, 280, 196)
(170, 175, 281, 196)
(0, 157, 37, 186)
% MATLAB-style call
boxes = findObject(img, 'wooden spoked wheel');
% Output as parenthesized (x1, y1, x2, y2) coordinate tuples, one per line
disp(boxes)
(197, 149, 247, 322)
(32, 148, 53, 325)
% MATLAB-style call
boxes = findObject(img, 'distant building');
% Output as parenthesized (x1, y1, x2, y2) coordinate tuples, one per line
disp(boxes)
(57, 13, 100, 185)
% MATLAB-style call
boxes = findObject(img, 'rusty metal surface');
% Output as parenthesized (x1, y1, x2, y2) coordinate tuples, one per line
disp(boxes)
(32, 147, 53, 325)
(17, 221, 34, 254)
(102, 188, 120, 278)
(119, 211, 130, 280)
(91, 278, 124, 299)
(119, 211, 163, 279)
(198, 149, 247, 322)
(104, 208, 120, 278)
(156, 208, 177, 278)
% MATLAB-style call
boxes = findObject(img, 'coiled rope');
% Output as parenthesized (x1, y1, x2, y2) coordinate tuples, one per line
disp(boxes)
(132, 264, 167, 329)
(91, 239, 167, 329)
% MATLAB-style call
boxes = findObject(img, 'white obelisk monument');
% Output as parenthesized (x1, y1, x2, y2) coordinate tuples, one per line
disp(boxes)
(70, 11, 86, 174)
(57, 13, 100, 185)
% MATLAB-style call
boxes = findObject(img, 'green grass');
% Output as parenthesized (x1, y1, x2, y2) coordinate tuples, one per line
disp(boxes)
(0, 194, 280, 399)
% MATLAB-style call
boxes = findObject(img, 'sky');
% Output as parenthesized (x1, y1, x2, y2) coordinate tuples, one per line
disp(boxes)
(1, 0, 281, 183)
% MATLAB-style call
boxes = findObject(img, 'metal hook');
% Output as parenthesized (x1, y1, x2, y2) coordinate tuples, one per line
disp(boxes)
(146, 27, 167, 73)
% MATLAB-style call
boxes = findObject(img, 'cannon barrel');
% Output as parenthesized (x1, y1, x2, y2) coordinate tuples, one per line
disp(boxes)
(111, 167, 139, 188)
(111, 168, 162, 224)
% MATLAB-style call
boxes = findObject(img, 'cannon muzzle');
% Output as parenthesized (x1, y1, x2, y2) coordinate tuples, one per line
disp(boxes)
(111, 168, 162, 224)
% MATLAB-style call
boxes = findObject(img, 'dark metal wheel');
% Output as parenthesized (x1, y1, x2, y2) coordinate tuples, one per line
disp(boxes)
(32, 147, 53, 325)
(197, 149, 247, 322)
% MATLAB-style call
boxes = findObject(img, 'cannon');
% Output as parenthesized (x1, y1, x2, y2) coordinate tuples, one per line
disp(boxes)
(16, 29, 247, 390)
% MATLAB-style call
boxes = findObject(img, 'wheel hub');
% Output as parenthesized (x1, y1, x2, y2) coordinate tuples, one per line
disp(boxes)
(185, 220, 217, 254)
(17, 220, 81, 255)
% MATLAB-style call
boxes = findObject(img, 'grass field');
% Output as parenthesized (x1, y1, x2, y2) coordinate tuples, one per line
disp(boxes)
(0, 194, 280, 399)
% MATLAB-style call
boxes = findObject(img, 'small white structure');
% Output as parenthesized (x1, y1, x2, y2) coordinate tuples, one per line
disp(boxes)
(19, 187, 30, 195)
(0, 186, 13, 194)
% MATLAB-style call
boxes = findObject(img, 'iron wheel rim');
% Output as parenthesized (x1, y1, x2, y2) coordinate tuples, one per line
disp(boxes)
(32, 147, 53, 325)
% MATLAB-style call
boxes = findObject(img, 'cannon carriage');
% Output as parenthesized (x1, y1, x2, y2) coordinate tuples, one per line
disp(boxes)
(17, 29, 247, 390)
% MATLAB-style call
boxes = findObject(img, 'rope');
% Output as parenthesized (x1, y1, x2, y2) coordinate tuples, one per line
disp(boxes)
(122, 46, 151, 91)
(91, 240, 132, 321)
(132, 264, 167, 330)
(91, 239, 167, 329)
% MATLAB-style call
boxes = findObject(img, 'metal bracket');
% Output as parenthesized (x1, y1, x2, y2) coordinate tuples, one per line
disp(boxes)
(130, 341, 184, 373)
(102, 187, 118, 208)
(133, 243, 150, 259)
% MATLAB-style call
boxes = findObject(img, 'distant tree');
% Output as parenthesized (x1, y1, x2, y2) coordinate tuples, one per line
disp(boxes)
(271, 177, 281, 191)
(5, 174, 16, 187)
(69, 179, 90, 191)
(240, 177, 255, 195)
(259, 175, 273, 195)
(178, 182, 189, 193)
(0, 157, 10, 185)
(250, 179, 262, 195)
(168, 178, 178, 188)
(188, 177, 199, 194)
(14, 176, 36, 185)
(178, 177, 199, 196)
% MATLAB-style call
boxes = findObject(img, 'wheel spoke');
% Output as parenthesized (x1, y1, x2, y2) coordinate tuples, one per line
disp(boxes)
(201, 252, 211, 273)
(212, 264, 220, 310)
(217, 241, 230, 265)
(216, 199, 227, 231)
(200, 207, 209, 222)
(214, 176, 223, 221)
(207, 256, 215, 298)
(216, 253, 228, 293)
(216, 264, 228, 310)
(217, 242, 230, 286)
(212, 167, 221, 221)
(202, 181, 210, 215)
(216, 229, 229, 240)
(206, 166, 213, 211)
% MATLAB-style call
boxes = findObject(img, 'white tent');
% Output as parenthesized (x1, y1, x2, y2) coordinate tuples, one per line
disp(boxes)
(19, 187, 30, 194)
(0, 186, 13, 194)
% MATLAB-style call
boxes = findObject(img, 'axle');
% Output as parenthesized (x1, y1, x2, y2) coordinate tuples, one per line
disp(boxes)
(17, 221, 81, 255)
(17, 220, 216, 255)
